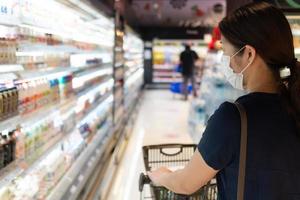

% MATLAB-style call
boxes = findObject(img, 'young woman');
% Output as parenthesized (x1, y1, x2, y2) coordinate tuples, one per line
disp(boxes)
(148, 2, 300, 199)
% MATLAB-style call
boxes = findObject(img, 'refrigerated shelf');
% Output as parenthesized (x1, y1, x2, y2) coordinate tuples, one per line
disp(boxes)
(0, 92, 113, 197)
(0, 1, 115, 199)
(46, 122, 112, 200)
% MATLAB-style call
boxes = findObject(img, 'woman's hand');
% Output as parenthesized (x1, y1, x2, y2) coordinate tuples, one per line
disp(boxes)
(148, 167, 172, 187)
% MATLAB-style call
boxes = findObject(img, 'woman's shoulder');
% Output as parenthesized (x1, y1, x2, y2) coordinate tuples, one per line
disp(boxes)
(204, 101, 241, 138)
(211, 101, 240, 121)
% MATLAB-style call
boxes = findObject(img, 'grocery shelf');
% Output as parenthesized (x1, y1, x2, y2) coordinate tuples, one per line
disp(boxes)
(0, 1, 120, 199)
(125, 69, 144, 87)
(89, 91, 142, 200)
(72, 67, 113, 90)
(125, 67, 143, 80)
(0, 93, 113, 194)
(153, 64, 176, 70)
(0, 1, 145, 197)
(153, 71, 181, 77)
(153, 78, 182, 83)
(46, 122, 111, 200)
(0, 97, 76, 132)
(0, 65, 24, 73)
(76, 78, 114, 105)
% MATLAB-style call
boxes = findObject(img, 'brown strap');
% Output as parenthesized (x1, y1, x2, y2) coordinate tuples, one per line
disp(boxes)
(235, 102, 248, 200)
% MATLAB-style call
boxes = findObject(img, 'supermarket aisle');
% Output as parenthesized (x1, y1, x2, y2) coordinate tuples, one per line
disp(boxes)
(107, 90, 193, 200)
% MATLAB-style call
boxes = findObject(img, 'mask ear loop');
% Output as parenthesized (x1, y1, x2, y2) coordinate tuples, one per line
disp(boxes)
(240, 61, 252, 74)
(231, 46, 253, 74)
(230, 46, 246, 58)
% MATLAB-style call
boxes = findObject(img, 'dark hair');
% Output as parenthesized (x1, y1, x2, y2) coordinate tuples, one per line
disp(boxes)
(184, 44, 191, 50)
(219, 2, 300, 133)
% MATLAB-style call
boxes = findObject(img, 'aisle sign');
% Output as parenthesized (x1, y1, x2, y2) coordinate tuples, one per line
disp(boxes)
(0, 0, 20, 25)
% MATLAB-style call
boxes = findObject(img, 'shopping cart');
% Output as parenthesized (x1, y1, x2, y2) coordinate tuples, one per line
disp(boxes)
(139, 144, 218, 200)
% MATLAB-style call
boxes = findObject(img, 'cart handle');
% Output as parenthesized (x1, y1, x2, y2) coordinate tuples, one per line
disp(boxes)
(139, 173, 151, 192)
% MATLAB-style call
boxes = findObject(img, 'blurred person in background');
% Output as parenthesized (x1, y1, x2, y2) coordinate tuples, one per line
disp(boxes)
(180, 44, 199, 100)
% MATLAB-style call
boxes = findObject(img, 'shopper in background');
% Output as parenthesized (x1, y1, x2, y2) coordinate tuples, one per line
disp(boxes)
(148, 2, 300, 199)
(180, 44, 199, 100)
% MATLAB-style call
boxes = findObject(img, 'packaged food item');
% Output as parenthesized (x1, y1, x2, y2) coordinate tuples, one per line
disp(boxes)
(2, 89, 9, 118)
(6, 89, 13, 117)
(12, 87, 19, 114)
(8, 131, 16, 162)
(0, 90, 3, 119)
(15, 127, 25, 160)
(24, 127, 34, 159)
(17, 82, 27, 115)
(2, 133, 11, 166)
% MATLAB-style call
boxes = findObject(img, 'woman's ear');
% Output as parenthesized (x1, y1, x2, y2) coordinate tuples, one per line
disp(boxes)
(245, 45, 256, 64)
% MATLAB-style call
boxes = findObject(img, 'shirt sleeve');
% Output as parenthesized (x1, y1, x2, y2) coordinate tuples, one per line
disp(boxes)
(198, 102, 241, 170)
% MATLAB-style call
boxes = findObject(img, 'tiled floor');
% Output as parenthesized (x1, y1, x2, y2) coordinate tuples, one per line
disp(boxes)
(107, 90, 194, 200)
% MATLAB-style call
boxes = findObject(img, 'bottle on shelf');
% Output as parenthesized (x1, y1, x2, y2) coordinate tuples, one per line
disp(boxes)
(2, 89, 9, 119)
(17, 82, 26, 115)
(8, 89, 14, 117)
(0, 89, 3, 119)
(49, 79, 59, 103)
(8, 131, 16, 162)
(15, 126, 25, 160)
(2, 133, 11, 166)
(12, 87, 19, 115)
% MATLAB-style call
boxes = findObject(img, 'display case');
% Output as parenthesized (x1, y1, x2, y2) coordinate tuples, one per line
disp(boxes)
(113, 13, 125, 129)
(123, 27, 144, 118)
(0, 0, 115, 199)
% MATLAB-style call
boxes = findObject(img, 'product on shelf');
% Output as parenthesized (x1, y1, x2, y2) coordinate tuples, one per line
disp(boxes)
(123, 28, 144, 116)
(0, 1, 116, 199)
(287, 16, 300, 57)
(0, 87, 18, 120)
(15, 126, 25, 160)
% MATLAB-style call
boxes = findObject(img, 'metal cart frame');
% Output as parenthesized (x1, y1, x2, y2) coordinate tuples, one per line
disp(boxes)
(139, 144, 217, 200)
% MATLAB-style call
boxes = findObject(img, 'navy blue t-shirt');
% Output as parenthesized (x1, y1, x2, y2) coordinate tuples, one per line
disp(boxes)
(198, 92, 300, 200)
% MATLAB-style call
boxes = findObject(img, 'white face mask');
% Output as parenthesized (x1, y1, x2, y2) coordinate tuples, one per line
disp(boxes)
(221, 46, 252, 90)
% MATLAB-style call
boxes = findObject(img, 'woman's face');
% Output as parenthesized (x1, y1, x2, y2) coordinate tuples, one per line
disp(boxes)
(221, 36, 250, 73)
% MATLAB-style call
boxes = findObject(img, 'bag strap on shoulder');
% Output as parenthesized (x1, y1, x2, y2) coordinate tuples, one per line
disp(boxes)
(234, 102, 248, 200)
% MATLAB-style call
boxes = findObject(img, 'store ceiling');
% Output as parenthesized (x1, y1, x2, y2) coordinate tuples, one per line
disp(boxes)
(91, 0, 300, 40)
(124, 0, 226, 27)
